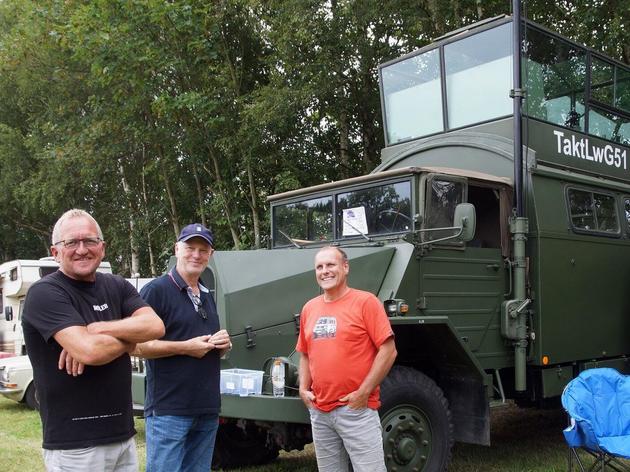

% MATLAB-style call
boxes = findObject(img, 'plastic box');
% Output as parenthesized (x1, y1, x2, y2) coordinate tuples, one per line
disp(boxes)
(220, 368, 264, 396)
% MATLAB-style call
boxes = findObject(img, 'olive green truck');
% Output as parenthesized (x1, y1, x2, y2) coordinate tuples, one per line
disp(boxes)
(133, 15, 630, 472)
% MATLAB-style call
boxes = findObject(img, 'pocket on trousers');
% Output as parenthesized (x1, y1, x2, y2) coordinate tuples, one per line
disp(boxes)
(61, 446, 95, 458)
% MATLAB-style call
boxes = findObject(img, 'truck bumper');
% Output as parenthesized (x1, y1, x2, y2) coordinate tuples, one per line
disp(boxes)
(220, 394, 310, 424)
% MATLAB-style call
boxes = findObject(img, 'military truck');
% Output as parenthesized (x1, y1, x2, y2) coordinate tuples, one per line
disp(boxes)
(154, 14, 630, 472)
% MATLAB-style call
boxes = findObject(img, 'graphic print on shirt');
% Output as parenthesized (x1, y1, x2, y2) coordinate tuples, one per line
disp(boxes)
(312, 316, 337, 339)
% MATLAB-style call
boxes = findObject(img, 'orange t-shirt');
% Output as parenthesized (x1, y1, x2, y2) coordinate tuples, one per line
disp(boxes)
(296, 288, 394, 412)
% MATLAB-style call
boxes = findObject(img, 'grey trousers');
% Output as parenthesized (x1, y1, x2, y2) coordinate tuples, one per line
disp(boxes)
(43, 437, 138, 472)
(309, 406, 386, 472)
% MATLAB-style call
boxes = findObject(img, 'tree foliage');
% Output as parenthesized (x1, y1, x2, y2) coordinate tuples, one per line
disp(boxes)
(0, 0, 627, 273)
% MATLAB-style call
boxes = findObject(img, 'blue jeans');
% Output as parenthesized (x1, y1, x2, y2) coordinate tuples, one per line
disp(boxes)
(145, 413, 219, 472)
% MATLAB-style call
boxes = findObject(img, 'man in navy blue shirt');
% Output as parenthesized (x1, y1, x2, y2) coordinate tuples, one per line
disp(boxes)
(134, 224, 231, 472)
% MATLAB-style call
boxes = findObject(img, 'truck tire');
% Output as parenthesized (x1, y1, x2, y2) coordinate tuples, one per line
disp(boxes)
(24, 383, 40, 411)
(212, 422, 279, 470)
(379, 366, 453, 472)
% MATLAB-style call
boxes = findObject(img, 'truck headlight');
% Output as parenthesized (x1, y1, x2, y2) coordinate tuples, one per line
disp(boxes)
(384, 299, 409, 317)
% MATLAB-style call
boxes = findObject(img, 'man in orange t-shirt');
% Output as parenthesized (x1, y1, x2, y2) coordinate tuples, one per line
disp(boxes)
(296, 246, 397, 472)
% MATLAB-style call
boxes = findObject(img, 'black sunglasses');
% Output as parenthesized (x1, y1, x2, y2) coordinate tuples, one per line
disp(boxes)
(188, 290, 208, 320)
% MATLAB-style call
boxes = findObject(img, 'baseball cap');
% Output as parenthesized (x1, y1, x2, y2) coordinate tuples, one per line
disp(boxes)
(178, 223, 214, 247)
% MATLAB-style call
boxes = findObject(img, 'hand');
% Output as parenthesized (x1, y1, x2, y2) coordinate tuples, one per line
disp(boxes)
(299, 389, 316, 409)
(185, 335, 214, 358)
(122, 341, 137, 354)
(58, 349, 85, 377)
(209, 329, 231, 351)
(339, 389, 369, 409)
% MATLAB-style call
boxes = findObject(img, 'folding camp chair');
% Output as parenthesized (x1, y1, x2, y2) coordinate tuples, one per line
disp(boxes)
(561, 368, 630, 472)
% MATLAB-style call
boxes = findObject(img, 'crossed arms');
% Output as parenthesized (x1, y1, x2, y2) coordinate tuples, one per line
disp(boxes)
(54, 306, 165, 375)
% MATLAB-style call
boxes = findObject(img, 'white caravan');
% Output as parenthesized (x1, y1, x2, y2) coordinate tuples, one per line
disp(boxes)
(0, 258, 113, 355)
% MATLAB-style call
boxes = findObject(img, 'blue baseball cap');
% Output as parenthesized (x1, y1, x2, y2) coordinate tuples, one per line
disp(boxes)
(178, 223, 214, 247)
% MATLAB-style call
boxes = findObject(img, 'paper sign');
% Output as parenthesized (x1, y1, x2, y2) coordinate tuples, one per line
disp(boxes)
(342, 207, 369, 236)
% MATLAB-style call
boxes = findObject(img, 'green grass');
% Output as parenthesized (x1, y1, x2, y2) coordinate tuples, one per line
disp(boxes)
(1, 396, 628, 471)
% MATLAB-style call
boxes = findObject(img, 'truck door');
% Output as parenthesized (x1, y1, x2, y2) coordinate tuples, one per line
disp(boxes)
(419, 174, 508, 367)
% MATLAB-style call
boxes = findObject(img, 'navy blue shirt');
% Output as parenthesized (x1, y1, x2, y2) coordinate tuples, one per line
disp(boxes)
(141, 268, 221, 416)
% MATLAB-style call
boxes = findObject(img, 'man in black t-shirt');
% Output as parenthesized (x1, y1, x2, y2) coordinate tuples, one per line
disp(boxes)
(23, 209, 165, 472)
(133, 223, 231, 472)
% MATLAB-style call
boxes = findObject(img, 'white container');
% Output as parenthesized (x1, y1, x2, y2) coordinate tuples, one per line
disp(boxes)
(271, 359, 285, 397)
(220, 368, 264, 396)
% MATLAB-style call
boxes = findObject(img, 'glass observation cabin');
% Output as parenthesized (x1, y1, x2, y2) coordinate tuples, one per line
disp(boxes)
(270, 15, 630, 248)
(381, 15, 630, 147)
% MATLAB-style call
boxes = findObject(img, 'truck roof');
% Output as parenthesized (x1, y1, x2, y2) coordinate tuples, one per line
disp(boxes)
(267, 166, 511, 203)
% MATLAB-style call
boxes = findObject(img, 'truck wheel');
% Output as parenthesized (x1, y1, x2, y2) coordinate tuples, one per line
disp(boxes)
(212, 422, 279, 470)
(379, 366, 453, 472)
(24, 383, 40, 411)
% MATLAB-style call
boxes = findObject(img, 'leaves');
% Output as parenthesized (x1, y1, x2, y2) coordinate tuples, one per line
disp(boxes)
(0, 0, 627, 272)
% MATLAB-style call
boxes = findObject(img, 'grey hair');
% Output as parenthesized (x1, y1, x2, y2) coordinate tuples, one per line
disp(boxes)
(51, 209, 103, 244)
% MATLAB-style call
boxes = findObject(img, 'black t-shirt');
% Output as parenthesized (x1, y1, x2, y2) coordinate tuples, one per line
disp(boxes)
(22, 270, 148, 449)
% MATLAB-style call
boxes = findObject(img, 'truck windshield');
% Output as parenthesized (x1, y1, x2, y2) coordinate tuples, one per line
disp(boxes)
(272, 196, 333, 247)
(336, 180, 412, 239)
(272, 180, 412, 247)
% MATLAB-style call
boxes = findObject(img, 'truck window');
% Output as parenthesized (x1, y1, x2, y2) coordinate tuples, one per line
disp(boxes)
(591, 56, 630, 114)
(468, 185, 502, 249)
(444, 22, 512, 128)
(424, 178, 465, 241)
(381, 49, 443, 144)
(272, 196, 333, 247)
(624, 198, 630, 233)
(524, 26, 586, 131)
(335, 180, 412, 238)
(567, 188, 620, 235)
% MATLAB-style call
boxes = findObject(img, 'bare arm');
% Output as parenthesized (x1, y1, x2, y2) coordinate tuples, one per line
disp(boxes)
(54, 326, 135, 366)
(339, 337, 397, 409)
(134, 329, 231, 360)
(86, 306, 165, 343)
(133, 336, 213, 359)
(298, 351, 316, 408)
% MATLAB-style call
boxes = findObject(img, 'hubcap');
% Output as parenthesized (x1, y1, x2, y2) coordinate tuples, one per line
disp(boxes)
(381, 405, 431, 472)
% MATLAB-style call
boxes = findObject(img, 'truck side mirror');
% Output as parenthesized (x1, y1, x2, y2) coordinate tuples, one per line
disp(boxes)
(5, 306, 13, 322)
(454, 203, 476, 242)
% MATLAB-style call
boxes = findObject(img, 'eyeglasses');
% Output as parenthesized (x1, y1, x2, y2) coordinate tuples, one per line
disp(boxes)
(187, 288, 208, 320)
(53, 237, 104, 249)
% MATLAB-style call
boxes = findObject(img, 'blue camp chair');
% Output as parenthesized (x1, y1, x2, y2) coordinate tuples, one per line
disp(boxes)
(561, 368, 630, 471)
